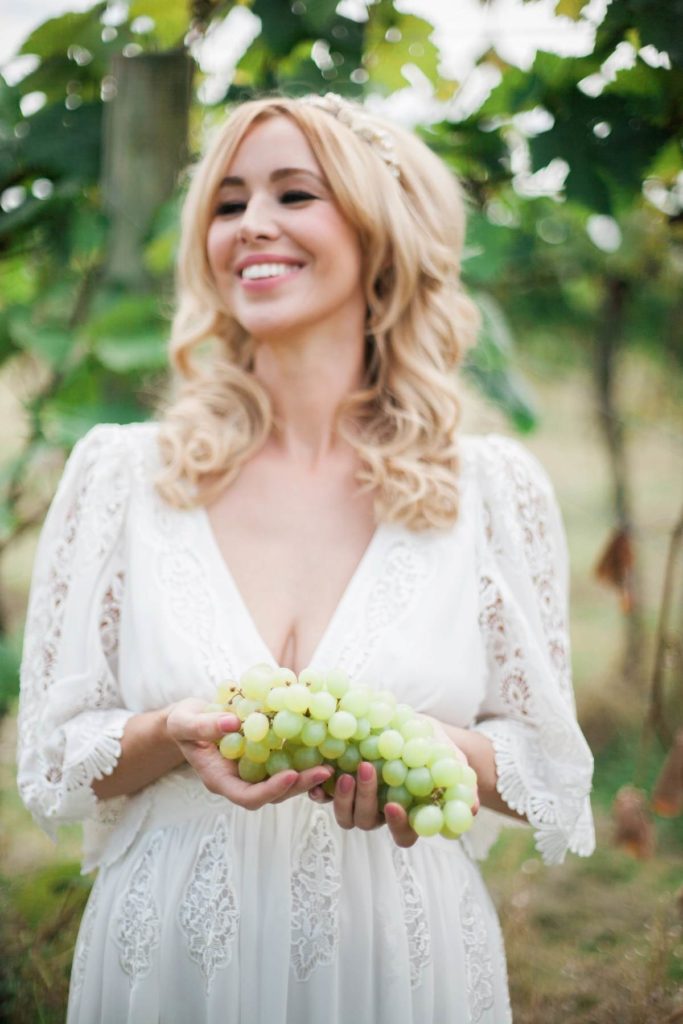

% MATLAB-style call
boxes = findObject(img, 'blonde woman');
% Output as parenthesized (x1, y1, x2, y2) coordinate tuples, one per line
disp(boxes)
(17, 95, 594, 1023)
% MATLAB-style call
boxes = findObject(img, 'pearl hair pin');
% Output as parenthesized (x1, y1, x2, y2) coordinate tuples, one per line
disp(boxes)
(301, 93, 401, 180)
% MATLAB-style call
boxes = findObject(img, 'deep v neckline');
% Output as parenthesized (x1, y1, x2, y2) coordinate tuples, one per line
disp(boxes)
(195, 507, 385, 673)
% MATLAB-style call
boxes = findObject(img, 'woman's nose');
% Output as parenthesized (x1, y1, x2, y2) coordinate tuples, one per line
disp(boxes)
(238, 196, 279, 242)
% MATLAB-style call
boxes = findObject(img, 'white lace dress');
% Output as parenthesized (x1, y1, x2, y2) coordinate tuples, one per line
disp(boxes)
(17, 423, 594, 1024)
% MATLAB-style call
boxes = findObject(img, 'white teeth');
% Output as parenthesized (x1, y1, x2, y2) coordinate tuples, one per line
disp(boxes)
(240, 262, 300, 280)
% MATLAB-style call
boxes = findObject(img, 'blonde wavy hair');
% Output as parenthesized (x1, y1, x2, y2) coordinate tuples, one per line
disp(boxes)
(156, 95, 480, 530)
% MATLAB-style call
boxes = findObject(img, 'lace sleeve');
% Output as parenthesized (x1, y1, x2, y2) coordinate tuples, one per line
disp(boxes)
(17, 425, 137, 839)
(467, 435, 595, 865)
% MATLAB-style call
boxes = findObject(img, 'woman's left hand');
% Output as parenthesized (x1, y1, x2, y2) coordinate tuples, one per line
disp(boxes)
(331, 761, 419, 848)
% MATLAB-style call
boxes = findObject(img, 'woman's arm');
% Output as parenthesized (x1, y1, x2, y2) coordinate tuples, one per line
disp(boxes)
(433, 722, 525, 822)
(92, 698, 335, 807)
(91, 706, 187, 800)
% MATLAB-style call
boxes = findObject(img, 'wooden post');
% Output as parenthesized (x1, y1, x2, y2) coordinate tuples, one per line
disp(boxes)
(102, 51, 193, 286)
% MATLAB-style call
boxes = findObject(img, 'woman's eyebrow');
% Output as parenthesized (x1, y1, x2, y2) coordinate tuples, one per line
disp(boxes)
(218, 168, 326, 187)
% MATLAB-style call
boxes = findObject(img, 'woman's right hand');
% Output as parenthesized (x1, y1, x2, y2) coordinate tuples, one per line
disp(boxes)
(166, 698, 334, 809)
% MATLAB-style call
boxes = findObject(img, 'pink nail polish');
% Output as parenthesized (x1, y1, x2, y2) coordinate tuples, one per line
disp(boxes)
(218, 715, 237, 732)
(339, 774, 354, 795)
(359, 762, 374, 783)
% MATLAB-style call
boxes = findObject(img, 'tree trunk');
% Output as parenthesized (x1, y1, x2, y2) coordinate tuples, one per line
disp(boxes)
(102, 51, 193, 287)
(594, 274, 645, 683)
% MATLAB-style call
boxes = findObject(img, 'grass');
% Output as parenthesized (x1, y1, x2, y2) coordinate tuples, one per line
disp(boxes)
(1, 348, 682, 1022)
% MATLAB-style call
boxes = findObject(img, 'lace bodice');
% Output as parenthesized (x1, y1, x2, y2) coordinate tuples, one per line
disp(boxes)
(17, 423, 594, 870)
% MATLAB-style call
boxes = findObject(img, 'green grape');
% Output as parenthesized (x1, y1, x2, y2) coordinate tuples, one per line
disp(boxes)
(244, 739, 271, 764)
(291, 746, 324, 771)
(385, 785, 413, 810)
(374, 690, 397, 709)
(216, 681, 238, 705)
(328, 710, 357, 740)
(358, 735, 381, 761)
(366, 700, 394, 729)
(273, 666, 297, 686)
(266, 749, 293, 776)
(298, 667, 325, 691)
(204, 702, 224, 713)
(426, 742, 458, 766)
(272, 709, 304, 739)
(301, 718, 327, 748)
(234, 697, 261, 721)
(351, 717, 371, 741)
(308, 691, 337, 721)
(402, 737, 431, 768)
(400, 718, 433, 741)
(445, 782, 476, 806)
(390, 703, 414, 729)
(443, 800, 473, 834)
(267, 727, 284, 750)
(337, 743, 361, 773)
(382, 758, 408, 787)
(243, 711, 269, 742)
(460, 765, 478, 789)
(219, 733, 245, 760)
(410, 804, 444, 837)
(325, 669, 350, 698)
(319, 735, 346, 760)
(430, 757, 464, 788)
(266, 686, 289, 712)
(284, 683, 310, 714)
(405, 766, 434, 797)
(377, 729, 404, 760)
(340, 687, 371, 718)
(322, 775, 337, 797)
(240, 663, 276, 702)
(238, 757, 267, 782)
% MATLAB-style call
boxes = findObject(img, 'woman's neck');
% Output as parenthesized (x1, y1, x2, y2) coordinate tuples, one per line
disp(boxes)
(253, 331, 365, 469)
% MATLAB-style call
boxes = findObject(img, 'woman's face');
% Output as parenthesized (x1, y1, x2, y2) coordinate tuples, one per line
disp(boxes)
(206, 115, 366, 346)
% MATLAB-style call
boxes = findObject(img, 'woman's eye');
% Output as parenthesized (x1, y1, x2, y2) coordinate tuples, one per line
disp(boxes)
(215, 200, 245, 216)
(280, 190, 316, 204)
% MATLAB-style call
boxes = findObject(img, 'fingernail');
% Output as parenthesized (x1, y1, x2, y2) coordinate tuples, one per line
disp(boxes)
(314, 768, 333, 784)
(358, 762, 374, 783)
(218, 715, 238, 732)
(385, 804, 400, 820)
(338, 774, 354, 795)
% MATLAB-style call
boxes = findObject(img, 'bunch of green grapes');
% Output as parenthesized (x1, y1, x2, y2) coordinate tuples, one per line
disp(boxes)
(211, 663, 477, 839)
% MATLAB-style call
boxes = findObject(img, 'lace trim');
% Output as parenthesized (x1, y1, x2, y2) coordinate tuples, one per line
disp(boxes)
(337, 540, 430, 677)
(69, 873, 102, 1003)
(290, 809, 340, 981)
(17, 427, 133, 835)
(115, 831, 163, 982)
(472, 437, 595, 865)
(460, 884, 495, 1022)
(178, 814, 239, 990)
(392, 848, 431, 990)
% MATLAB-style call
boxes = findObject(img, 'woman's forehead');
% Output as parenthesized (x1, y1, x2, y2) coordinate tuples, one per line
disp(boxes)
(226, 115, 323, 178)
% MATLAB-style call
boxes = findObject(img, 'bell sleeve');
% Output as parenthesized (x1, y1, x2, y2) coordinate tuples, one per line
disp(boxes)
(467, 435, 595, 865)
(17, 425, 137, 839)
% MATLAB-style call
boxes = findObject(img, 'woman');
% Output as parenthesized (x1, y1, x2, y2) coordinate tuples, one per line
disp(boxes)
(17, 94, 594, 1023)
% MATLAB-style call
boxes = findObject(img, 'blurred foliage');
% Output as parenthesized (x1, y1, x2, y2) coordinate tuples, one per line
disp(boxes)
(0, 0, 681, 714)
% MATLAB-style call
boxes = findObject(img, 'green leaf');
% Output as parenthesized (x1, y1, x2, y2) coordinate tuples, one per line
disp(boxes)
(463, 292, 538, 433)
(19, 4, 107, 59)
(0, 630, 22, 714)
(8, 307, 76, 367)
(365, 11, 439, 94)
(253, 0, 308, 57)
(128, 0, 190, 48)
(9, 101, 102, 185)
(86, 293, 169, 371)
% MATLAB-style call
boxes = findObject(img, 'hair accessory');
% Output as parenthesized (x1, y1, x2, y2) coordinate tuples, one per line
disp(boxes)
(301, 93, 401, 179)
